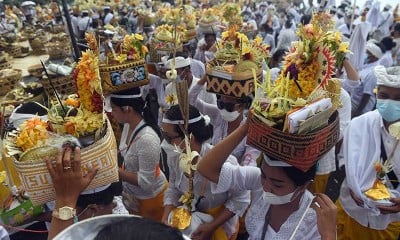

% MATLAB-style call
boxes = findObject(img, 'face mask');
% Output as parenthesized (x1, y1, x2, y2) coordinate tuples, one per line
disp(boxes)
(262, 189, 298, 205)
(364, 56, 369, 64)
(161, 139, 184, 158)
(219, 109, 240, 122)
(376, 99, 400, 123)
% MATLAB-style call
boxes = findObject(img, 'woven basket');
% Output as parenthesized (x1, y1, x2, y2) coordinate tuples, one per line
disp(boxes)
(1, 92, 45, 106)
(0, 69, 22, 96)
(12, 120, 119, 205)
(40, 75, 75, 96)
(6, 46, 21, 58)
(99, 59, 149, 93)
(27, 64, 43, 77)
(0, 62, 11, 70)
(45, 43, 71, 60)
(247, 111, 340, 172)
(206, 67, 261, 98)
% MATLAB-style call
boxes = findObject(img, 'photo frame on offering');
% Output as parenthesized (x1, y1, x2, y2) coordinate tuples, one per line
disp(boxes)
(110, 65, 147, 86)
(100, 60, 149, 93)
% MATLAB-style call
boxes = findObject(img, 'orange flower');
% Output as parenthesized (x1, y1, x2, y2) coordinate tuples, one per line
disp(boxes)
(16, 117, 49, 151)
(64, 122, 77, 135)
(65, 98, 80, 108)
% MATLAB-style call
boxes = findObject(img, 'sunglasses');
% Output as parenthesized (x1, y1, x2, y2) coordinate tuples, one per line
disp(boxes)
(162, 131, 181, 143)
(217, 98, 240, 112)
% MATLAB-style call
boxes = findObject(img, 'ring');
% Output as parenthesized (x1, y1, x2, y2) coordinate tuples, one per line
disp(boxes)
(63, 166, 72, 170)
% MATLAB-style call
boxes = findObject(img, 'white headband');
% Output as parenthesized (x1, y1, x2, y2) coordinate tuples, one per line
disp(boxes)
(162, 115, 210, 125)
(80, 184, 111, 195)
(375, 65, 400, 88)
(366, 42, 384, 59)
(263, 153, 292, 167)
(162, 115, 203, 125)
(110, 93, 142, 99)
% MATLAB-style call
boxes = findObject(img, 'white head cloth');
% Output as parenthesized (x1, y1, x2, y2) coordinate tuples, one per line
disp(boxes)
(54, 214, 191, 240)
(104, 90, 143, 112)
(80, 184, 111, 195)
(162, 114, 210, 125)
(366, 41, 384, 59)
(374, 66, 400, 88)
(262, 153, 292, 167)
(164, 57, 191, 70)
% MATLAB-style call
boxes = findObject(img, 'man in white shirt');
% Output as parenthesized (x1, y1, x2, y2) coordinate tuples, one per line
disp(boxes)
(164, 57, 216, 107)
(103, 6, 113, 25)
(336, 65, 400, 240)
(77, 10, 92, 39)
(350, 40, 384, 117)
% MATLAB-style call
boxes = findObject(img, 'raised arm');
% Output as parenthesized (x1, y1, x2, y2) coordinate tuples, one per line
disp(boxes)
(197, 120, 249, 183)
(46, 147, 98, 239)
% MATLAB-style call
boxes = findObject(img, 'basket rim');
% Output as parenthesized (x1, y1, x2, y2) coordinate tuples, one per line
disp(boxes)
(247, 111, 340, 171)
(99, 59, 146, 70)
(14, 119, 113, 165)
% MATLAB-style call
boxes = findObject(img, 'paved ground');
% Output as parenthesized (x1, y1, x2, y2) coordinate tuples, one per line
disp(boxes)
(10, 41, 49, 77)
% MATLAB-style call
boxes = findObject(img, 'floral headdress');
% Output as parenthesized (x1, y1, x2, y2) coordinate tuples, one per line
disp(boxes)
(253, 12, 348, 122)
(209, 26, 270, 72)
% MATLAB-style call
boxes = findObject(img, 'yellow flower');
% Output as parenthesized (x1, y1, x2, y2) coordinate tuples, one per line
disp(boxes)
(141, 45, 148, 56)
(242, 45, 252, 55)
(338, 42, 350, 53)
(134, 33, 144, 41)
(333, 31, 341, 43)
(165, 94, 177, 105)
(254, 35, 262, 45)
(115, 54, 128, 63)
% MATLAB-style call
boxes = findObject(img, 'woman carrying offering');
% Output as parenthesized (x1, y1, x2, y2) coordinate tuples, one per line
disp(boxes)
(197, 120, 338, 240)
(161, 105, 250, 240)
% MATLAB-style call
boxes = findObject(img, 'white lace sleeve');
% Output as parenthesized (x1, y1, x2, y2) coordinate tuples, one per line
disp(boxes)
(211, 162, 262, 194)
(135, 133, 161, 191)
(164, 155, 181, 206)
(189, 83, 220, 125)
(112, 196, 129, 215)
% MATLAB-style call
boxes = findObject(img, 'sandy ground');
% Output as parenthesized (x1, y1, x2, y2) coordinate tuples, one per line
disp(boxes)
(10, 40, 49, 77)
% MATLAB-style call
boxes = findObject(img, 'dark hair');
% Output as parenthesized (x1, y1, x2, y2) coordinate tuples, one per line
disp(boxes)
(375, 42, 387, 55)
(76, 182, 119, 209)
(110, 87, 161, 138)
(15, 102, 47, 115)
(261, 23, 273, 34)
(282, 164, 316, 187)
(285, 18, 292, 29)
(300, 15, 311, 25)
(272, 48, 288, 63)
(237, 95, 253, 109)
(380, 37, 396, 51)
(394, 23, 400, 32)
(94, 217, 184, 240)
(259, 155, 316, 186)
(165, 105, 213, 144)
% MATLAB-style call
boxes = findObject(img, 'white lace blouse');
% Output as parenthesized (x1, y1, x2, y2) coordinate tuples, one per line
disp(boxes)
(120, 121, 167, 199)
(212, 163, 321, 240)
(164, 143, 250, 238)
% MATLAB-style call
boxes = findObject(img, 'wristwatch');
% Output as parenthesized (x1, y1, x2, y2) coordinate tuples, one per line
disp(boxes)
(52, 206, 77, 221)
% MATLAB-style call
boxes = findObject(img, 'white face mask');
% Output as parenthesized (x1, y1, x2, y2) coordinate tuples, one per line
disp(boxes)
(262, 189, 299, 205)
(219, 109, 240, 122)
(161, 139, 184, 158)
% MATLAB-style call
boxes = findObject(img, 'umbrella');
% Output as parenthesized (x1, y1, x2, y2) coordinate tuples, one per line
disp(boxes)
(20, 1, 36, 7)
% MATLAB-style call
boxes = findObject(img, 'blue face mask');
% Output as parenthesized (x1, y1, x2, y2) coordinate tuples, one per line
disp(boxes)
(376, 99, 400, 123)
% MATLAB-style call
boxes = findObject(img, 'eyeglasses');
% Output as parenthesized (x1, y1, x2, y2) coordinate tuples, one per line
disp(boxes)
(216, 98, 240, 112)
(162, 131, 181, 143)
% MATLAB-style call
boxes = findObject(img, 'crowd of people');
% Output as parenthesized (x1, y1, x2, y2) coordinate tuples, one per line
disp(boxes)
(1, 0, 400, 239)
